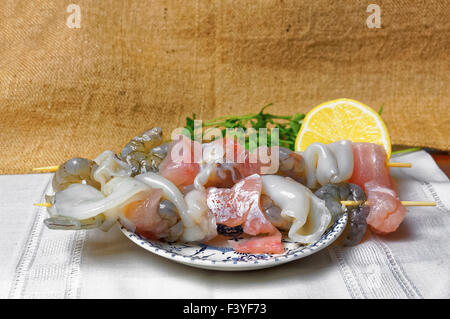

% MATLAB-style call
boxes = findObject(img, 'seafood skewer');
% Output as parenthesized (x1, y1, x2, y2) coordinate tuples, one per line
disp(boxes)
(35, 200, 436, 208)
(300, 140, 414, 189)
(31, 160, 412, 172)
(34, 127, 435, 255)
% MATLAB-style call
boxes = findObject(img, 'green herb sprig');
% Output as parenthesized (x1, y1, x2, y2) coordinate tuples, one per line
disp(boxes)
(184, 103, 305, 151)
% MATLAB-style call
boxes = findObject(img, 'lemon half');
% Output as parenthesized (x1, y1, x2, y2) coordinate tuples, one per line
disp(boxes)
(295, 98, 391, 158)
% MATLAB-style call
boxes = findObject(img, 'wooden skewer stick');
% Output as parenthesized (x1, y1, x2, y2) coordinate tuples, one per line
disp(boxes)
(35, 200, 436, 208)
(340, 200, 436, 207)
(32, 162, 413, 173)
(32, 166, 60, 172)
(34, 203, 53, 207)
(387, 162, 412, 168)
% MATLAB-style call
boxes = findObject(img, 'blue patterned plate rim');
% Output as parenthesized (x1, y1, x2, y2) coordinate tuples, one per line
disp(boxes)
(119, 213, 347, 270)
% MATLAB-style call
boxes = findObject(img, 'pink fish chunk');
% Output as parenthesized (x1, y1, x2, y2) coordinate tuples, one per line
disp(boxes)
(349, 142, 391, 190)
(206, 174, 284, 254)
(123, 189, 170, 240)
(158, 135, 201, 189)
(349, 143, 407, 235)
(209, 137, 270, 178)
(231, 228, 284, 254)
(365, 181, 407, 235)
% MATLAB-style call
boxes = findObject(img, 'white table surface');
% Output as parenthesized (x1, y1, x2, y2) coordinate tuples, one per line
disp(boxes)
(1, 150, 449, 299)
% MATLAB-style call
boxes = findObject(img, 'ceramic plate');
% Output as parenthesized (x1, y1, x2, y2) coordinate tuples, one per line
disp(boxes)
(120, 213, 347, 271)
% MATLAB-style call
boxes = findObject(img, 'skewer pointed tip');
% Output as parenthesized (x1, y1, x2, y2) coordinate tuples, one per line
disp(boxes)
(387, 162, 412, 168)
(340, 200, 436, 207)
(32, 166, 59, 172)
(34, 203, 52, 207)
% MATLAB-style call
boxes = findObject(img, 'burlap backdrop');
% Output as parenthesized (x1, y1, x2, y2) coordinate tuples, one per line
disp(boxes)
(0, 1, 449, 174)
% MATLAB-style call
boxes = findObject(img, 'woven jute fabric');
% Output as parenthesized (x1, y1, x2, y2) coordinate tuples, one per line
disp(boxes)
(0, 1, 449, 174)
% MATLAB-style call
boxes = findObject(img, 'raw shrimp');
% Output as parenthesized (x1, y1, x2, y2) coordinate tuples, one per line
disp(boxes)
(260, 194, 291, 230)
(160, 136, 251, 191)
(52, 157, 100, 192)
(120, 127, 165, 176)
(191, 137, 257, 190)
(194, 138, 238, 189)
(314, 183, 369, 246)
(276, 147, 306, 184)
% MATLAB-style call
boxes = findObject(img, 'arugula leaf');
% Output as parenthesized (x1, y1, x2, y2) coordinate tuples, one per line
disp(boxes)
(184, 104, 304, 151)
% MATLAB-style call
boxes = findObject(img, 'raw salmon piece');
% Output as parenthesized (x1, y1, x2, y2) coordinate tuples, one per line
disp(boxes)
(349, 143, 407, 235)
(123, 189, 170, 239)
(365, 181, 407, 235)
(231, 228, 284, 254)
(206, 174, 276, 235)
(211, 137, 276, 178)
(206, 174, 263, 227)
(158, 135, 201, 189)
(206, 174, 283, 253)
(236, 145, 279, 177)
(349, 142, 391, 191)
(243, 194, 277, 236)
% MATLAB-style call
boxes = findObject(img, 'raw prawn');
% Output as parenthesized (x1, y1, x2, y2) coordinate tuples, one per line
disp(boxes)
(52, 157, 100, 192)
(120, 127, 166, 176)
(315, 183, 369, 246)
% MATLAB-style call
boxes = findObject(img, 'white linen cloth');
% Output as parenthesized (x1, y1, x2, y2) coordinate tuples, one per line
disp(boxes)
(0, 150, 449, 299)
